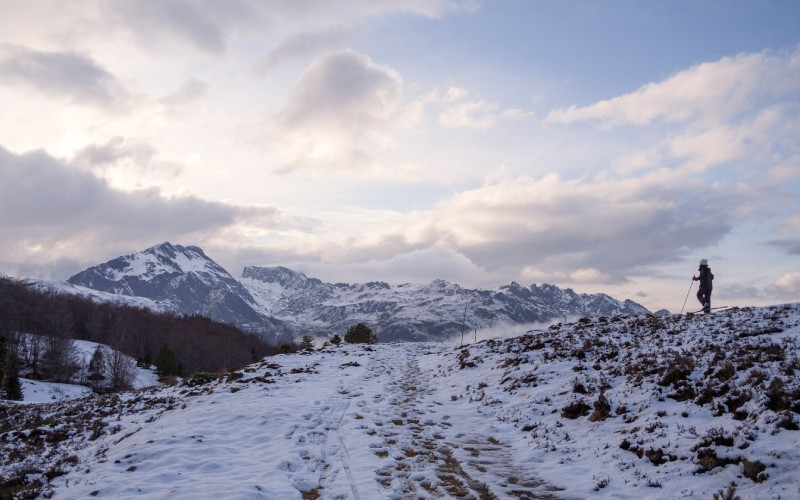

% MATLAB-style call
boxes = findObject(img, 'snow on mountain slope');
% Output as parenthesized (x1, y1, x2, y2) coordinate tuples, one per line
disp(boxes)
(53, 244, 648, 343)
(5, 304, 797, 499)
(24, 278, 167, 312)
(241, 265, 650, 341)
(66, 243, 290, 340)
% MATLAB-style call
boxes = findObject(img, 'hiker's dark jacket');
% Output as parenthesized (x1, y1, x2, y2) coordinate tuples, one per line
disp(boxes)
(698, 265, 713, 292)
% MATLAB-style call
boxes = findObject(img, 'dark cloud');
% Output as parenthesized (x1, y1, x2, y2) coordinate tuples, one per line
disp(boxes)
(435, 181, 736, 281)
(714, 283, 766, 301)
(0, 145, 279, 278)
(769, 239, 800, 255)
(0, 47, 128, 107)
(253, 27, 356, 74)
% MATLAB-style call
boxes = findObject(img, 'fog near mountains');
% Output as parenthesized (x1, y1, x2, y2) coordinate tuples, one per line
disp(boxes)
(60, 242, 650, 343)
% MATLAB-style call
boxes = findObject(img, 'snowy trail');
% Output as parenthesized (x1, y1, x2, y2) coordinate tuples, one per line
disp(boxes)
(357, 344, 561, 499)
(49, 343, 561, 499)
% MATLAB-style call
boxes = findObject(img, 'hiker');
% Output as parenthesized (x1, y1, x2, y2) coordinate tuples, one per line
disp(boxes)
(692, 259, 714, 312)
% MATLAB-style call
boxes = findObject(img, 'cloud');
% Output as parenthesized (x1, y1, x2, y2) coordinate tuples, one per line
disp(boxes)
(773, 272, 800, 294)
(0, 145, 280, 278)
(521, 266, 623, 286)
(719, 274, 800, 302)
(413, 174, 737, 278)
(769, 215, 800, 255)
(253, 27, 356, 74)
(0, 46, 128, 107)
(70, 137, 184, 180)
(274, 50, 407, 171)
(438, 86, 531, 130)
(102, 0, 475, 54)
(548, 47, 800, 127)
(104, 0, 260, 54)
(257, 171, 742, 284)
(159, 78, 209, 106)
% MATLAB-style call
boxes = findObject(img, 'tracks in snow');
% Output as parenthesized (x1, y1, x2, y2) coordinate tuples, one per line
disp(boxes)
(359, 345, 561, 499)
(281, 344, 562, 499)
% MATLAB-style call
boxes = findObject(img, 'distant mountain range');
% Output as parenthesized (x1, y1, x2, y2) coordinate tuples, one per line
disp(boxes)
(31, 242, 650, 343)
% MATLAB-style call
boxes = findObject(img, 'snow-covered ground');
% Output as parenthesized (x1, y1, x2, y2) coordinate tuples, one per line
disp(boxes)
(7, 337, 160, 404)
(16, 378, 94, 403)
(72, 339, 160, 390)
(2, 304, 799, 499)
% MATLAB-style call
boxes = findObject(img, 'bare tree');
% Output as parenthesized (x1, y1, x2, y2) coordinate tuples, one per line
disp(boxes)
(42, 335, 79, 382)
(25, 334, 46, 376)
(105, 348, 136, 392)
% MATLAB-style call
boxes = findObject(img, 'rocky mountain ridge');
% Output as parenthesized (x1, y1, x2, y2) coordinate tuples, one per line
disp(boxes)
(52, 242, 651, 342)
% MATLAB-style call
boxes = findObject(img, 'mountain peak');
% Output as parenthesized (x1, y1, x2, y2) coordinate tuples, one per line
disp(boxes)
(68, 243, 227, 286)
(67, 244, 285, 337)
(241, 266, 309, 288)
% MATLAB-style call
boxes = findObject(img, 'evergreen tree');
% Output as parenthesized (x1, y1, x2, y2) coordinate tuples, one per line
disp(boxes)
(87, 345, 106, 382)
(0, 334, 6, 391)
(330, 333, 342, 346)
(155, 344, 178, 378)
(299, 335, 315, 351)
(4, 355, 22, 401)
(344, 323, 377, 344)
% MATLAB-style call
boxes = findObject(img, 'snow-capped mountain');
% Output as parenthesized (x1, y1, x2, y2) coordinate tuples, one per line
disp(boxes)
(241, 265, 650, 341)
(57, 243, 649, 343)
(66, 243, 289, 339)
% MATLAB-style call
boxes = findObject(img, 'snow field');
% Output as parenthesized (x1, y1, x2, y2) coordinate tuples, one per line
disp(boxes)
(4, 303, 799, 499)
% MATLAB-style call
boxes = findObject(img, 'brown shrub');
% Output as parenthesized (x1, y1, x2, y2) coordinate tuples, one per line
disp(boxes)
(588, 392, 611, 422)
(742, 459, 767, 483)
(561, 400, 591, 419)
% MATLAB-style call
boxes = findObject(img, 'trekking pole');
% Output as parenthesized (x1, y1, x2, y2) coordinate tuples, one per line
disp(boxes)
(460, 303, 467, 346)
(679, 279, 694, 314)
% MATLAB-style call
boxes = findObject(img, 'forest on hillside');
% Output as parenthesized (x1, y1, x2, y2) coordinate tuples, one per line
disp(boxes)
(0, 277, 279, 380)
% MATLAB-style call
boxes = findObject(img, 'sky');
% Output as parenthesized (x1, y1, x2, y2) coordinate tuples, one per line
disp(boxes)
(0, 0, 798, 312)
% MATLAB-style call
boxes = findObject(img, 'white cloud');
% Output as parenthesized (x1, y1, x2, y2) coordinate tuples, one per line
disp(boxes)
(548, 47, 800, 127)
(438, 86, 531, 130)
(439, 99, 500, 130)
(774, 272, 800, 294)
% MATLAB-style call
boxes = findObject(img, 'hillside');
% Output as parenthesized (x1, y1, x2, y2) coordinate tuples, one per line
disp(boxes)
(0, 277, 276, 378)
(2, 304, 798, 498)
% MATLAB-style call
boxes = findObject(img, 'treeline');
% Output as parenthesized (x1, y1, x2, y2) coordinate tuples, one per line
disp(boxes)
(0, 277, 278, 377)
